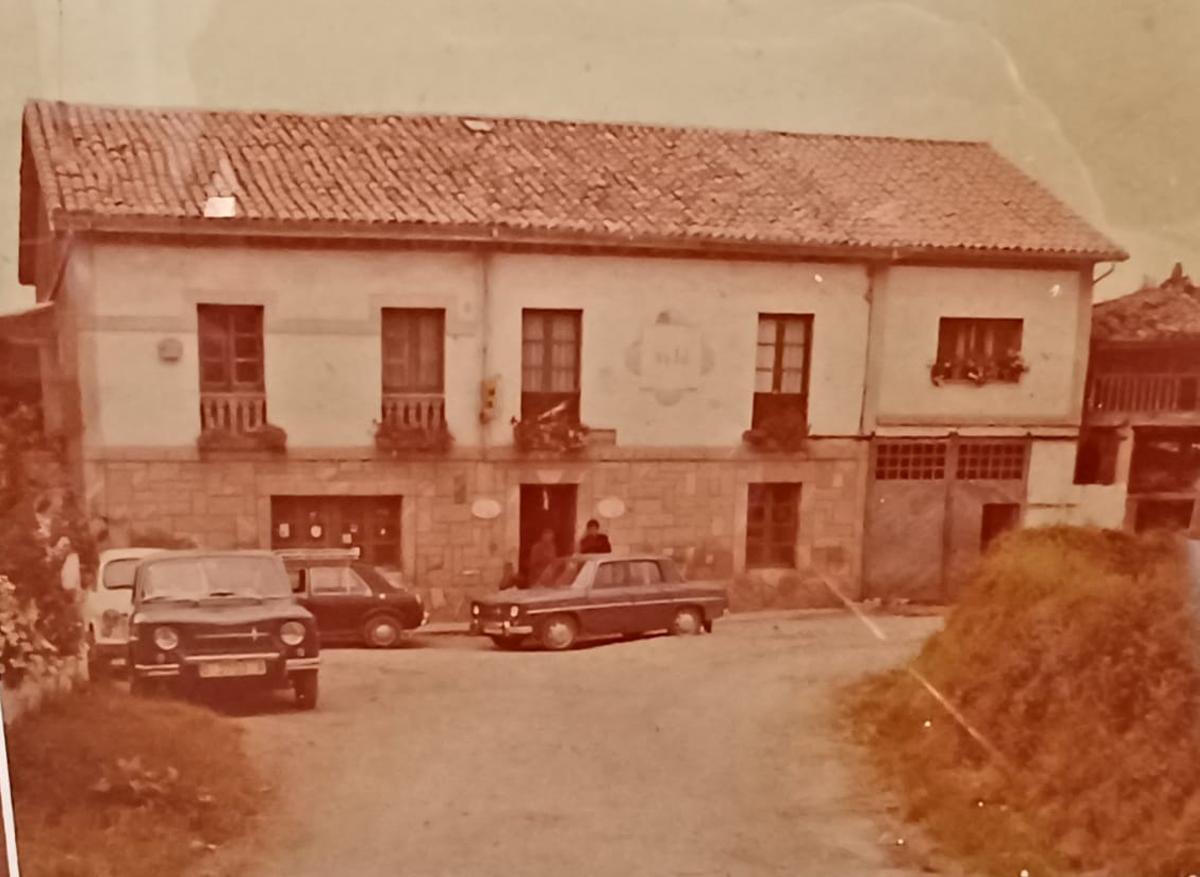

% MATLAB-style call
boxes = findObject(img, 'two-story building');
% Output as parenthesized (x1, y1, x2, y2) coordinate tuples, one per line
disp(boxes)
(15, 100, 1124, 615)
(1076, 264, 1200, 533)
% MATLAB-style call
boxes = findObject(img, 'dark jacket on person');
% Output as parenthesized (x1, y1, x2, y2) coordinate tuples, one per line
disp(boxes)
(579, 533, 612, 554)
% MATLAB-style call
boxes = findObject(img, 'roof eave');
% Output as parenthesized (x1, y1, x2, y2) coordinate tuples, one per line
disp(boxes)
(52, 211, 1126, 266)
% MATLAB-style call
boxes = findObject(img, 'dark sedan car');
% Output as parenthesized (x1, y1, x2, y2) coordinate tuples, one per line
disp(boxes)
(278, 549, 427, 648)
(128, 550, 320, 708)
(469, 554, 729, 650)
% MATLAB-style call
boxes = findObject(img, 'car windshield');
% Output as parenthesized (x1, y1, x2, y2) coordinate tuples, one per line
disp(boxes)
(139, 556, 291, 601)
(534, 558, 586, 588)
(102, 558, 140, 589)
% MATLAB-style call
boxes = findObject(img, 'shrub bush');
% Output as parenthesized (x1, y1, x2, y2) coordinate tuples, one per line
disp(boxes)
(847, 526, 1200, 875)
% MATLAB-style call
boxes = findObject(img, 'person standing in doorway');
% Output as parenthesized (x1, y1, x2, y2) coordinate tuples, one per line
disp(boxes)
(526, 529, 559, 588)
(579, 519, 612, 554)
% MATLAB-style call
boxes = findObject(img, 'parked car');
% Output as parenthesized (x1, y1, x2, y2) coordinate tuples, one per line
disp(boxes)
(469, 554, 729, 650)
(277, 548, 427, 648)
(128, 550, 320, 709)
(82, 547, 163, 675)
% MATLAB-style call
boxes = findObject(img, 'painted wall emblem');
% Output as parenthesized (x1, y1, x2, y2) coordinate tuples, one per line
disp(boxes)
(625, 311, 714, 406)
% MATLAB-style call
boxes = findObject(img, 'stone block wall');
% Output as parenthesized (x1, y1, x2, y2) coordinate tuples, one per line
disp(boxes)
(83, 439, 867, 619)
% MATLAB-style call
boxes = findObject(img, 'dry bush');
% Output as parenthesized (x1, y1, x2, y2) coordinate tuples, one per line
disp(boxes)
(10, 684, 267, 877)
(847, 526, 1200, 876)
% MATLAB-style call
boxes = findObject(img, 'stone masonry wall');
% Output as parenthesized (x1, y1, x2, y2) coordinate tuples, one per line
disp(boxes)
(83, 440, 866, 619)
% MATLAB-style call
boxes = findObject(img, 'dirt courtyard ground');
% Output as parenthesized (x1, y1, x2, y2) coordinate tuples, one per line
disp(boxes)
(194, 611, 943, 877)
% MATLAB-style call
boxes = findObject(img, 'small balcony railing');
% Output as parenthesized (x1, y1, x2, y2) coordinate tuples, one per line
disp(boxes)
(200, 391, 267, 433)
(1086, 373, 1200, 415)
(382, 392, 445, 430)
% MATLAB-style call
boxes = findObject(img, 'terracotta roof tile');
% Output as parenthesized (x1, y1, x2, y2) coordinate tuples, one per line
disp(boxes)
(1093, 264, 1200, 343)
(22, 100, 1126, 260)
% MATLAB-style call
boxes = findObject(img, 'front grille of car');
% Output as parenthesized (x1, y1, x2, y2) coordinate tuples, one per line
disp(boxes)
(184, 623, 278, 655)
(478, 604, 507, 620)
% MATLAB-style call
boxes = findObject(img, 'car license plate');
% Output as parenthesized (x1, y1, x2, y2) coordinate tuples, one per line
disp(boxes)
(482, 622, 505, 635)
(198, 659, 267, 679)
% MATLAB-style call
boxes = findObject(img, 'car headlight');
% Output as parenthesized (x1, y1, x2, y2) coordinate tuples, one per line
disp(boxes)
(471, 604, 480, 616)
(508, 605, 520, 619)
(280, 621, 306, 647)
(153, 626, 179, 651)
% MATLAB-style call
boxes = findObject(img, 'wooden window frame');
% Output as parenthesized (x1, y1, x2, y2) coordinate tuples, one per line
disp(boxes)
(874, 440, 948, 481)
(521, 308, 582, 420)
(745, 482, 801, 569)
(753, 314, 812, 428)
(197, 304, 265, 393)
(956, 441, 1027, 481)
(381, 308, 445, 395)
(935, 317, 1024, 383)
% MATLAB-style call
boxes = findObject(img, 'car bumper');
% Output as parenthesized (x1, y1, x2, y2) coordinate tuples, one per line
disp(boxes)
(132, 653, 320, 682)
(469, 620, 535, 637)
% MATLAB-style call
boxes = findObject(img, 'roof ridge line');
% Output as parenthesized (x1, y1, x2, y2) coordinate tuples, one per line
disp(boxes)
(22, 98, 991, 148)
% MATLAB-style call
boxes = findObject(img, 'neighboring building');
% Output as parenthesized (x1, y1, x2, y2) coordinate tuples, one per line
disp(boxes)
(15, 100, 1124, 614)
(1077, 264, 1200, 533)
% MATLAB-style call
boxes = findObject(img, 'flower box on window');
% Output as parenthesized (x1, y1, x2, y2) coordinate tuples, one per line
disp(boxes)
(511, 409, 590, 455)
(373, 420, 454, 456)
(930, 352, 1028, 387)
(196, 423, 288, 454)
(742, 409, 810, 453)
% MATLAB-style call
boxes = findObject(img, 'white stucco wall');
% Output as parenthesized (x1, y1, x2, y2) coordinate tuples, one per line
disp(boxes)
(484, 254, 870, 446)
(79, 242, 871, 449)
(1023, 439, 1127, 528)
(81, 242, 484, 448)
(870, 266, 1086, 427)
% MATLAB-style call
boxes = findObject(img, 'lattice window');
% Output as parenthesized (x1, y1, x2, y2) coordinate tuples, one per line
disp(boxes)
(874, 441, 948, 480)
(957, 442, 1027, 480)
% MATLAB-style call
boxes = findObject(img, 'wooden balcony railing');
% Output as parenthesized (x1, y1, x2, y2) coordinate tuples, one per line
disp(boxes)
(1086, 373, 1200, 415)
(382, 392, 445, 430)
(200, 391, 267, 433)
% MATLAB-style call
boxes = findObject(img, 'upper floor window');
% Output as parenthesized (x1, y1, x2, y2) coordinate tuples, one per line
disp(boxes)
(381, 308, 445, 429)
(198, 304, 264, 392)
(382, 308, 444, 395)
(197, 304, 265, 432)
(753, 314, 811, 428)
(522, 309, 581, 420)
(933, 317, 1024, 384)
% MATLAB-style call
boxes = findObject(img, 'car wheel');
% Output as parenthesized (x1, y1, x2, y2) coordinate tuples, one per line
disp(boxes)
(539, 615, 578, 651)
(489, 635, 526, 651)
(363, 615, 402, 648)
(670, 606, 704, 636)
(293, 671, 319, 710)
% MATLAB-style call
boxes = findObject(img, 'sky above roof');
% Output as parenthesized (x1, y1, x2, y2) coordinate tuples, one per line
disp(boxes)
(1, 0, 1197, 308)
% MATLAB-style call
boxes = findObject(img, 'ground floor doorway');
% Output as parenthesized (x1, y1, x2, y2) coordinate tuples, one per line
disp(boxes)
(518, 484, 577, 581)
(270, 495, 402, 567)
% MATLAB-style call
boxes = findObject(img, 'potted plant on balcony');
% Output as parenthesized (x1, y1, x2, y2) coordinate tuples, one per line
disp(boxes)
(996, 349, 1029, 382)
(196, 423, 288, 455)
(373, 418, 454, 456)
(742, 409, 810, 453)
(511, 402, 590, 455)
